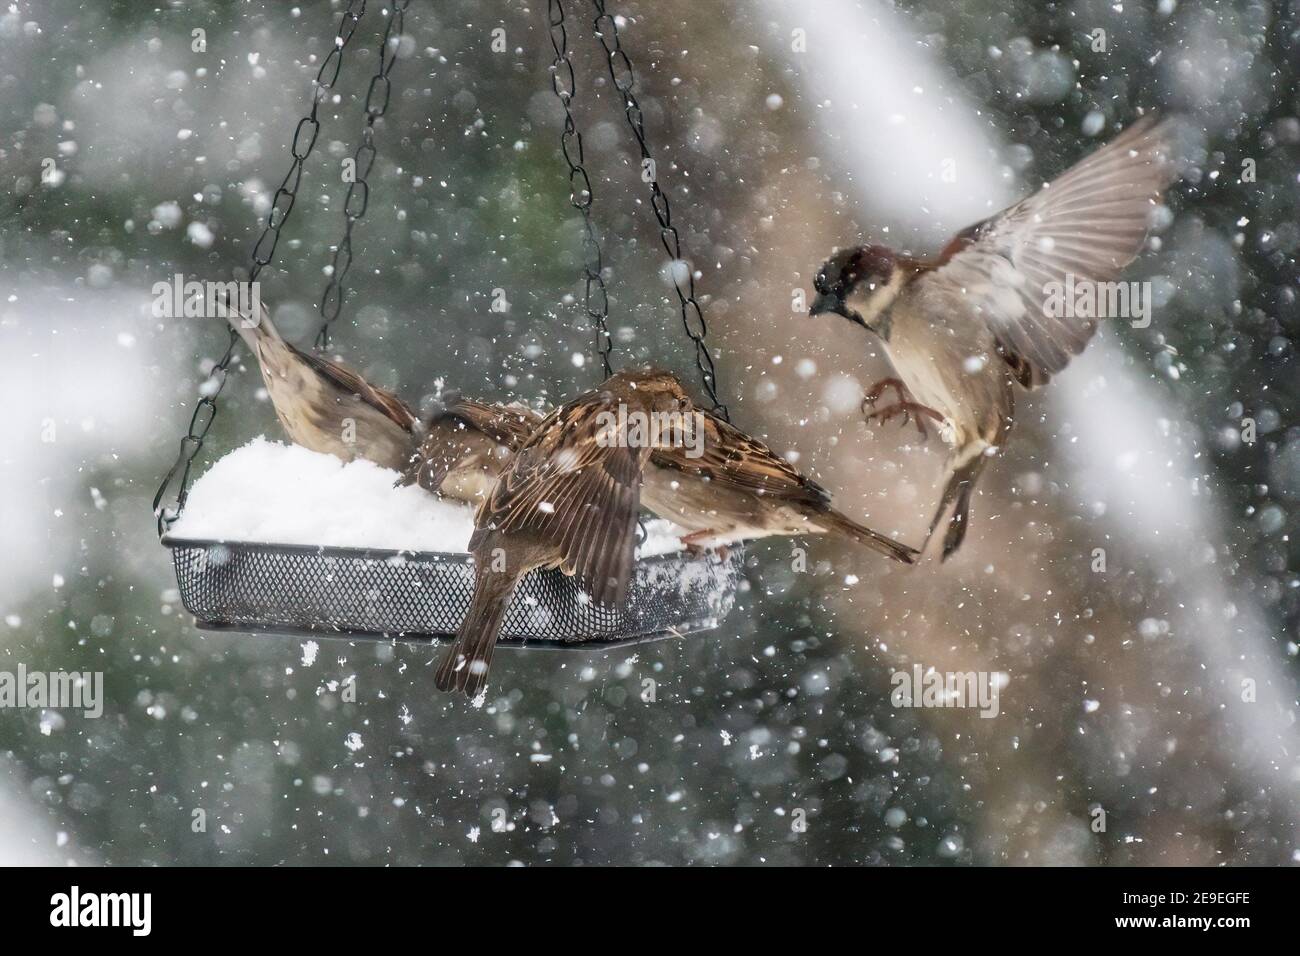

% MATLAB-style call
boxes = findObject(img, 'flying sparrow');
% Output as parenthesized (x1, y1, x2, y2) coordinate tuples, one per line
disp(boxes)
(809, 116, 1180, 559)
(438, 367, 917, 697)
(221, 298, 418, 471)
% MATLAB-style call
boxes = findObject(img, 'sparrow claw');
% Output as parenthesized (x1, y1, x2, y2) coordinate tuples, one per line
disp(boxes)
(866, 401, 944, 441)
(862, 377, 910, 413)
(679, 528, 719, 557)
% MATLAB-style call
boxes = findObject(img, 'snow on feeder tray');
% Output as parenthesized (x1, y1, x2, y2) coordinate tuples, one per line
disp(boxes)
(161, 440, 744, 648)
(153, 1, 747, 650)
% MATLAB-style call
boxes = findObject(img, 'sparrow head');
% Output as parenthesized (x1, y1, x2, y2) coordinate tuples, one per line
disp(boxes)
(602, 366, 692, 413)
(810, 245, 899, 334)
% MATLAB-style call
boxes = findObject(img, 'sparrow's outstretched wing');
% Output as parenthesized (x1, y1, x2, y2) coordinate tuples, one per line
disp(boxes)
(472, 391, 652, 607)
(920, 116, 1180, 387)
(651, 411, 832, 511)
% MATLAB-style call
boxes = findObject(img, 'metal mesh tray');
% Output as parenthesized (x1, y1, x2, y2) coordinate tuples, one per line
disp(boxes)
(162, 536, 743, 648)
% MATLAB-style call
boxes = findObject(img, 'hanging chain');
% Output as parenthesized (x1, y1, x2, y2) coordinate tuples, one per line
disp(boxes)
(316, 0, 411, 351)
(152, 0, 369, 535)
(587, 1, 727, 420)
(548, 0, 614, 378)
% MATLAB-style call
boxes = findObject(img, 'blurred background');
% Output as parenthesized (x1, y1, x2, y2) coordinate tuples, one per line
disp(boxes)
(1, 0, 1297, 865)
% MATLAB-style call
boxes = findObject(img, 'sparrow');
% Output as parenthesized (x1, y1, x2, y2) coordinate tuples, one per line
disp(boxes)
(436, 367, 684, 697)
(809, 116, 1180, 559)
(397, 396, 544, 505)
(220, 297, 419, 471)
(438, 367, 918, 697)
(640, 412, 918, 562)
(221, 298, 535, 509)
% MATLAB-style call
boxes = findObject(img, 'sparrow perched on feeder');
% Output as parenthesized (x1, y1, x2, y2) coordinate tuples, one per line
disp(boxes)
(641, 414, 918, 560)
(436, 367, 683, 697)
(809, 116, 1180, 559)
(438, 367, 917, 697)
(221, 299, 419, 471)
(397, 397, 544, 504)
(223, 300, 535, 508)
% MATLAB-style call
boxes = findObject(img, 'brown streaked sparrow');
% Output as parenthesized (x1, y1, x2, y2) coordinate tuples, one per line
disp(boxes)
(809, 116, 1180, 559)
(642, 412, 917, 563)
(221, 299, 418, 471)
(436, 367, 684, 697)
(397, 397, 544, 505)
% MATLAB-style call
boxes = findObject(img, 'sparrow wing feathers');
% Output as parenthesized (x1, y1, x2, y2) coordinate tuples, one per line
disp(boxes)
(392, 403, 525, 494)
(397, 398, 542, 491)
(652, 411, 832, 511)
(472, 392, 651, 607)
(920, 116, 1180, 386)
(291, 344, 419, 430)
(437, 398, 544, 449)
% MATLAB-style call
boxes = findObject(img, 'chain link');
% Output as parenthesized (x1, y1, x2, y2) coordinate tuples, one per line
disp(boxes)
(152, 0, 369, 535)
(316, 0, 411, 351)
(587, 0, 728, 420)
(548, 0, 614, 379)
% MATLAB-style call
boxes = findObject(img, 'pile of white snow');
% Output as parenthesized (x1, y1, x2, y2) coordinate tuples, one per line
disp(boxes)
(168, 438, 686, 557)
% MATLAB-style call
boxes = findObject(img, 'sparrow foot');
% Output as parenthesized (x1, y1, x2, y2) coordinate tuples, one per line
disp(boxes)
(680, 529, 722, 557)
(866, 400, 945, 439)
(861, 377, 911, 414)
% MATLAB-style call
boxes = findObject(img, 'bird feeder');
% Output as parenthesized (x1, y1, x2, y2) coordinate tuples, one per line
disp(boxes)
(153, 0, 745, 649)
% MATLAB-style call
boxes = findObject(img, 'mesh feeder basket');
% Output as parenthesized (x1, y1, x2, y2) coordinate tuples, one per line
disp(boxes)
(162, 536, 744, 649)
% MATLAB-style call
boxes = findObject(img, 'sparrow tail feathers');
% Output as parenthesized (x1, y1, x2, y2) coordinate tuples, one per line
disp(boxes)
(817, 510, 917, 564)
(926, 452, 988, 561)
(436, 566, 519, 697)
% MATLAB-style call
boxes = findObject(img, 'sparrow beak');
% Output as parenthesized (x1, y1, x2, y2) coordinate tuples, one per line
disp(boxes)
(809, 292, 846, 318)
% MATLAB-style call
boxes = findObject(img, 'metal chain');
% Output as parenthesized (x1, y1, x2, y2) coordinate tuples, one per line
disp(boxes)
(548, 0, 614, 378)
(587, 0, 727, 420)
(316, 0, 411, 351)
(152, 0, 369, 535)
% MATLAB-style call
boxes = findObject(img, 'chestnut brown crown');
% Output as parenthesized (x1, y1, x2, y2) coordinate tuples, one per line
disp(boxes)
(810, 245, 896, 321)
